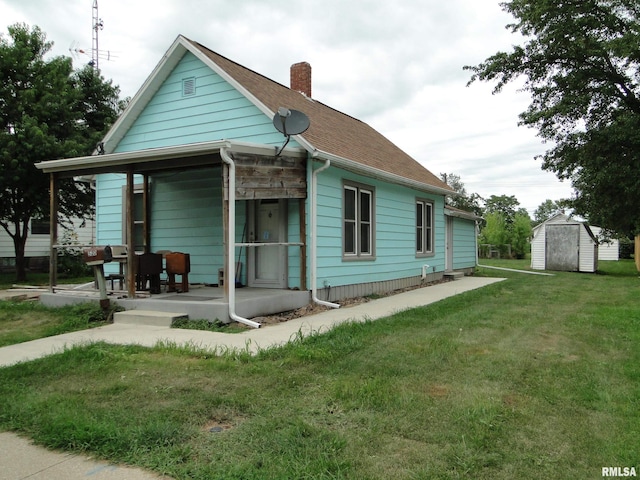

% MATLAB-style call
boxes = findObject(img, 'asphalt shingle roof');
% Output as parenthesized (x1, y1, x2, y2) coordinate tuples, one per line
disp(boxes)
(189, 39, 451, 193)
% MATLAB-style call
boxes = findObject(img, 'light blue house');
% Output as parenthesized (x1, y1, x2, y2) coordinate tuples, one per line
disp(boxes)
(37, 36, 478, 327)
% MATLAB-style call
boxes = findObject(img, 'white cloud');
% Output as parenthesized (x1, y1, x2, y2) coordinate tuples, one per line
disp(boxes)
(1, 0, 574, 215)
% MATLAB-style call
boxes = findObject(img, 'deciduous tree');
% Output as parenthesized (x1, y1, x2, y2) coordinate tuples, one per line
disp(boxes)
(484, 194, 520, 225)
(440, 172, 484, 217)
(465, 0, 640, 236)
(0, 24, 124, 280)
(533, 199, 565, 225)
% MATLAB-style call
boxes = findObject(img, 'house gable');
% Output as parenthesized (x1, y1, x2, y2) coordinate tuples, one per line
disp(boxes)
(114, 51, 287, 153)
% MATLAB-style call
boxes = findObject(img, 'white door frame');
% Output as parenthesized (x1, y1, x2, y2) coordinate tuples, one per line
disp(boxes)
(247, 199, 288, 288)
(445, 215, 454, 272)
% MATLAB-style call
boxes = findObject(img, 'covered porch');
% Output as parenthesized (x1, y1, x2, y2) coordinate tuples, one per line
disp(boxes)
(39, 283, 310, 323)
(36, 140, 311, 328)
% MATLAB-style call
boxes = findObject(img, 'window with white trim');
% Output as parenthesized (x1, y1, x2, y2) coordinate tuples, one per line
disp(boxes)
(343, 183, 374, 258)
(416, 199, 434, 255)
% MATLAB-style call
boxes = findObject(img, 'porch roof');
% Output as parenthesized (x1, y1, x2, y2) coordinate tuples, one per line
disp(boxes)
(34, 140, 306, 178)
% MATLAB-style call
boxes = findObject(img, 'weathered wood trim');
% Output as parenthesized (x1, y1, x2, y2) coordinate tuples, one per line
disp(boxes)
(234, 154, 307, 200)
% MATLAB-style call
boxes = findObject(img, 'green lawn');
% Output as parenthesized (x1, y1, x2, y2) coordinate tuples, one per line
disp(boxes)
(0, 301, 113, 347)
(0, 271, 93, 290)
(0, 260, 638, 479)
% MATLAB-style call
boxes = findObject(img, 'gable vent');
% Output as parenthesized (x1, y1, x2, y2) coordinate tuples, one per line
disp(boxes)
(182, 77, 196, 96)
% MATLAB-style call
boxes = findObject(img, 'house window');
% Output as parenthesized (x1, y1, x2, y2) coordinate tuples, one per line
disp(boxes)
(416, 200, 434, 256)
(343, 183, 374, 258)
(31, 217, 50, 235)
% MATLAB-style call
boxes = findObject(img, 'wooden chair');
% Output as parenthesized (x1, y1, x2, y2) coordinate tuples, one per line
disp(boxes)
(136, 252, 163, 294)
(166, 252, 190, 293)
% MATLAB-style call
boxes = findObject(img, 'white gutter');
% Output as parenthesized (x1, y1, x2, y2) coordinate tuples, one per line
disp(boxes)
(310, 155, 340, 309)
(311, 149, 454, 197)
(220, 146, 262, 329)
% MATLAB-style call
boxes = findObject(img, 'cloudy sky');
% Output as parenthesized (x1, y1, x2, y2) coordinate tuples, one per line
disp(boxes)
(2, 0, 574, 215)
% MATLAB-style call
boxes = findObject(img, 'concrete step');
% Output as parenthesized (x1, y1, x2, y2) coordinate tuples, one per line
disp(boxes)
(444, 271, 465, 281)
(113, 310, 188, 327)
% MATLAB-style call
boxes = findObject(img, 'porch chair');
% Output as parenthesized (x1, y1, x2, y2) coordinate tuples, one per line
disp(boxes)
(105, 245, 127, 290)
(135, 252, 163, 294)
(166, 252, 190, 293)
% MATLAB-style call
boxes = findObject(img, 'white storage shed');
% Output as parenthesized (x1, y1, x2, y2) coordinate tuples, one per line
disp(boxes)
(589, 226, 620, 261)
(531, 214, 598, 273)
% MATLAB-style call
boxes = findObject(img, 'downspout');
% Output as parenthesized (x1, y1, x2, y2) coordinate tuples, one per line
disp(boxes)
(220, 146, 262, 329)
(310, 154, 340, 309)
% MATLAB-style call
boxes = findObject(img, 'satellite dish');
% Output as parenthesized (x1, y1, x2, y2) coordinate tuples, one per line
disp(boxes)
(273, 107, 310, 156)
(272, 107, 310, 136)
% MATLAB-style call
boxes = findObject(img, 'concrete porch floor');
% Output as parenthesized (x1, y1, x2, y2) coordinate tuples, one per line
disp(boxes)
(40, 284, 311, 323)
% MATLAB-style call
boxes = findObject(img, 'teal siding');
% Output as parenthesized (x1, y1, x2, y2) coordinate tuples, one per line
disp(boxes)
(314, 167, 446, 288)
(94, 48, 452, 292)
(96, 173, 128, 276)
(452, 216, 477, 269)
(96, 50, 299, 282)
(114, 51, 287, 153)
(150, 167, 225, 284)
(96, 173, 127, 248)
(287, 199, 302, 289)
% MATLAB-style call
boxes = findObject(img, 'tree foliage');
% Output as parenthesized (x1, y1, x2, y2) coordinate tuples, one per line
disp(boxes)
(0, 24, 124, 280)
(480, 195, 532, 258)
(511, 211, 533, 258)
(465, 0, 640, 235)
(484, 194, 521, 225)
(533, 199, 565, 225)
(480, 212, 509, 247)
(440, 172, 484, 217)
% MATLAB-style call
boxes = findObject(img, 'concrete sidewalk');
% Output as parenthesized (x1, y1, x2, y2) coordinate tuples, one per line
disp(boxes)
(0, 276, 503, 479)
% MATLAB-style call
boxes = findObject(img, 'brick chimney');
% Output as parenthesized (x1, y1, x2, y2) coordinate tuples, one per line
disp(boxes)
(290, 62, 312, 97)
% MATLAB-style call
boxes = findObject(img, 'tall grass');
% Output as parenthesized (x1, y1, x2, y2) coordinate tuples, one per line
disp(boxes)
(0, 260, 638, 479)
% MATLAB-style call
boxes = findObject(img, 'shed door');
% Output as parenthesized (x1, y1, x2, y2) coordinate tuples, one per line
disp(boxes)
(545, 224, 579, 271)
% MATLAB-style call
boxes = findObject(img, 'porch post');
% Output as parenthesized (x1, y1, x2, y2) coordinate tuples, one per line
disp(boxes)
(222, 163, 230, 298)
(143, 174, 150, 253)
(299, 198, 307, 291)
(126, 167, 136, 297)
(48, 173, 58, 291)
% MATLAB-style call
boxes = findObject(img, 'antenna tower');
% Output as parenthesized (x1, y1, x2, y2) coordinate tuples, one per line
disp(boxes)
(92, 0, 104, 71)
